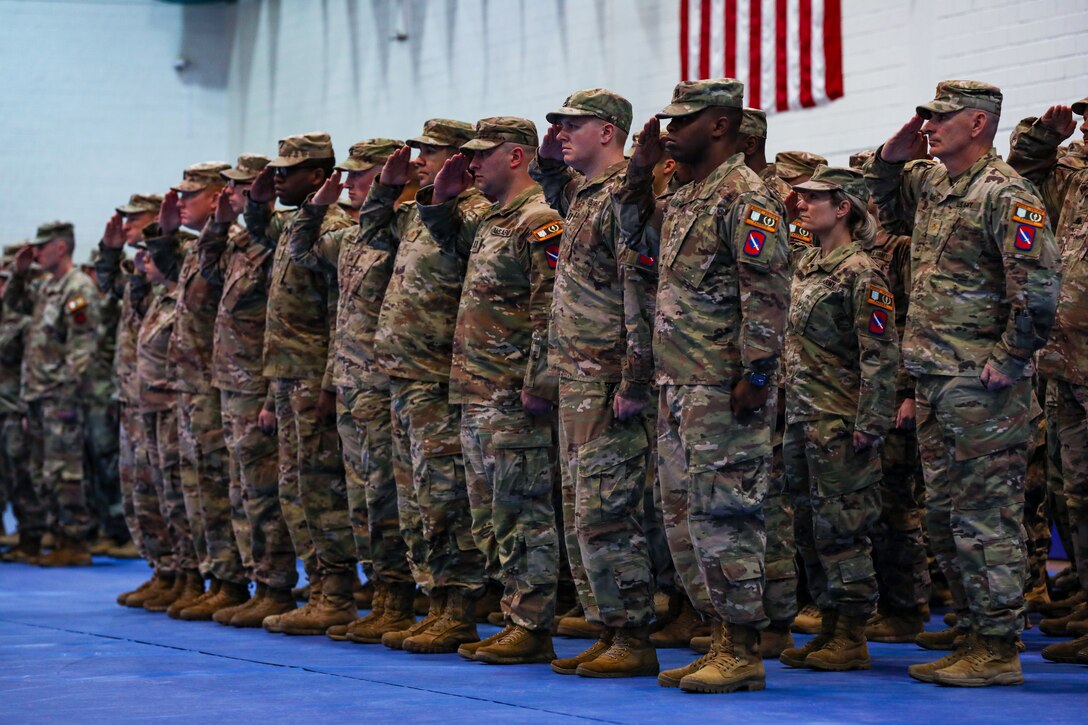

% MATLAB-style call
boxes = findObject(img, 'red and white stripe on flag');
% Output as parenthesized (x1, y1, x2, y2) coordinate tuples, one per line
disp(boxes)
(679, 0, 844, 113)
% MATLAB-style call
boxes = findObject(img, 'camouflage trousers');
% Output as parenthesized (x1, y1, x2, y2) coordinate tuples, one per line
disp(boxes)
(143, 406, 196, 571)
(1044, 381, 1075, 568)
(122, 402, 169, 569)
(658, 383, 770, 628)
(641, 402, 677, 597)
(336, 385, 371, 576)
(0, 412, 45, 538)
(763, 390, 798, 625)
(27, 399, 93, 542)
(1023, 407, 1051, 594)
(784, 416, 882, 618)
(83, 399, 126, 542)
(221, 389, 297, 590)
(389, 377, 484, 596)
(916, 374, 1029, 638)
(559, 379, 653, 629)
(871, 422, 931, 611)
(1052, 380, 1088, 594)
(462, 402, 559, 630)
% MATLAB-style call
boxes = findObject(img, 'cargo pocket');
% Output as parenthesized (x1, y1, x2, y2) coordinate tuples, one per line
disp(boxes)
(837, 554, 874, 585)
(665, 214, 717, 290)
(954, 413, 1029, 462)
(687, 432, 770, 518)
(576, 423, 648, 523)
(982, 539, 1023, 611)
(420, 436, 465, 502)
(493, 425, 553, 502)
(237, 426, 279, 466)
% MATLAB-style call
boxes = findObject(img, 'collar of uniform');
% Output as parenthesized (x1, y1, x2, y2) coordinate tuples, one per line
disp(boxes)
(943, 147, 1000, 199)
(484, 184, 540, 221)
(815, 240, 861, 273)
(679, 153, 747, 204)
(575, 159, 627, 198)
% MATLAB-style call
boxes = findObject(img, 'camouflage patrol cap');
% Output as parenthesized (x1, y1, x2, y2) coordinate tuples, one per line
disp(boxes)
(1072, 97, 1088, 116)
(546, 89, 633, 134)
(406, 119, 475, 149)
(172, 161, 231, 192)
(739, 108, 767, 138)
(657, 78, 744, 118)
(116, 193, 163, 216)
(793, 165, 870, 205)
(30, 220, 74, 247)
(916, 80, 1002, 119)
(462, 117, 539, 151)
(848, 149, 876, 170)
(336, 138, 404, 171)
(775, 151, 828, 181)
(221, 153, 271, 181)
(268, 132, 336, 168)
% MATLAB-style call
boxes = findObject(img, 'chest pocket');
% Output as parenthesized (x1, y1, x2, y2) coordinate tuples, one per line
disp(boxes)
(222, 245, 270, 314)
(791, 281, 846, 348)
(561, 205, 591, 263)
(663, 209, 717, 290)
(347, 252, 389, 302)
(936, 207, 986, 269)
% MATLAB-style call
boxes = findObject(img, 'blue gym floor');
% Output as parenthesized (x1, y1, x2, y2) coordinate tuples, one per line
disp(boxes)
(1, 557, 1085, 724)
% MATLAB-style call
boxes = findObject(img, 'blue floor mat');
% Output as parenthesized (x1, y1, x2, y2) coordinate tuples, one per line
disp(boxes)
(1, 557, 1085, 724)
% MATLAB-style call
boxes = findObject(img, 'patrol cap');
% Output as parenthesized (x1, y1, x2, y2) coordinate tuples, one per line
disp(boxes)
(221, 153, 271, 182)
(657, 78, 744, 119)
(916, 80, 1002, 119)
(31, 220, 75, 247)
(116, 193, 163, 216)
(1072, 96, 1088, 116)
(172, 161, 231, 192)
(546, 88, 633, 134)
(792, 165, 870, 205)
(739, 108, 767, 138)
(406, 119, 475, 149)
(848, 149, 876, 171)
(267, 132, 336, 168)
(461, 117, 539, 151)
(336, 138, 403, 171)
(775, 151, 828, 181)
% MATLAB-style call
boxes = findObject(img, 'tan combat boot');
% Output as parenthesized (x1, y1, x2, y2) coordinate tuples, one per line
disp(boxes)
(659, 621, 722, 687)
(232, 586, 294, 628)
(145, 569, 196, 612)
(575, 626, 659, 678)
(350, 581, 416, 644)
(760, 622, 794, 658)
(353, 574, 374, 610)
(791, 603, 822, 634)
(1041, 634, 1088, 663)
(780, 609, 837, 668)
(866, 606, 926, 643)
(931, 634, 1023, 687)
(1067, 618, 1088, 636)
(383, 589, 444, 650)
(908, 631, 975, 683)
(278, 570, 358, 635)
(106, 540, 141, 559)
(473, 581, 503, 624)
(475, 625, 557, 665)
(458, 624, 516, 660)
(649, 596, 708, 648)
(168, 575, 214, 619)
(181, 579, 249, 621)
(551, 629, 615, 675)
(1024, 579, 1051, 613)
(556, 602, 606, 639)
(36, 535, 92, 568)
(915, 624, 965, 651)
(117, 574, 156, 606)
(805, 613, 870, 671)
(403, 588, 480, 654)
(266, 574, 322, 632)
(1, 533, 42, 564)
(1034, 589, 1084, 618)
(679, 623, 765, 693)
(127, 572, 175, 608)
(216, 582, 264, 625)
(331, 583, 385, 641)
(1039, 602, 1088, 637)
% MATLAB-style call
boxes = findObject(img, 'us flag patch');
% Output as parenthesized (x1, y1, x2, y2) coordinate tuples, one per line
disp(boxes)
(869, 309, 888, 336)
(744, 230, 766, 257)
(531, 221, 564, 242)
(1011, 202, 1045, 228)
(545, 244, 559, 269)
(744, 205, 780, 233)
(1014, 224, 1035, 251)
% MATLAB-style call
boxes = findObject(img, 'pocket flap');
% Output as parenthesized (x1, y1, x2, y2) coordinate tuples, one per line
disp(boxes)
(422, 436, 462, 458)
(493, 426, 552, 450)
(955, 412, 1028, 461)
(577, 423, 647, 477)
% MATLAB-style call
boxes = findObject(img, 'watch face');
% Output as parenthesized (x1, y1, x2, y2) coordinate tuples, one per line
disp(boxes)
(749, 372, 768, 387)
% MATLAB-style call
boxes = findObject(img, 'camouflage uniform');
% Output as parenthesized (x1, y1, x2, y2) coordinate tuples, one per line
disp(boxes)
(533, 92, 658, 629)
(371, 119, 490, 596)
(417, 116, 563, 629)
(866, 81, 1060, 639)
(247, 134, 354, 578)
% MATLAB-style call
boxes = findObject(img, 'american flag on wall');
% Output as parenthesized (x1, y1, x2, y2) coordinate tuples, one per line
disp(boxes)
(679, 0, 844, 114)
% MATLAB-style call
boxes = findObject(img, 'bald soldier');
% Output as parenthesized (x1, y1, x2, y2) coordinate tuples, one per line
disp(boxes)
(868, 80, 1060, 686)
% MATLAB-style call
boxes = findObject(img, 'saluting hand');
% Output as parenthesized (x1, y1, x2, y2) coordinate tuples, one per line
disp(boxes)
(159, 190, 181, 234)
(880, 115, 926, 163)
(1039, 105, 1077, 140)
(102, 213, 125, 249)
(380, 145, 413, 187)
(248, 166, 276, 203)
(312, 170, 345, 206)
(539, 125, 565, 162)
(629, 117, 665, 171)
(214, 187, 237, 224)
(14, 245, 34, 274)
(432, 154, 472, 204)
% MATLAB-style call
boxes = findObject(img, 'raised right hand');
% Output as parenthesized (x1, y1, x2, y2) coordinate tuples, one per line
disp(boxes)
(629, 117, 665, 170)
(880, 115, 926, 163)
(539, 124, 565, 162)
(213, 187, 237, 224)
(379, 145, 413, 186)
(158, 190, 181, 233)
(102, 213, 125, 249)
(432, 154, 472, 204)
(311, 170, 344, 206)
(1039, 105, 1077, 140)
(248, 166, 276, 203)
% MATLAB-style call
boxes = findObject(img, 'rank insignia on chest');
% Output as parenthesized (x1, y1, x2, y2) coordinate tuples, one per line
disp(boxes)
(545, 244, 560, 269)
(744, 205, 780, 233)
(866, 285, 894, 311)
(1014, 224, 1036, 251)
(868, 308, 888, 336)
(744, 230, 766, 257)
(788, 223, 813, 245)
(1011, 202, 1045, 228)
(531, 221, 564, 242)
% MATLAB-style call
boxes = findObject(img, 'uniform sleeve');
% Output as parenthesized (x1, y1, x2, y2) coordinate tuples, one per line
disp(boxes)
(358, 180, 404, 243)
(612, 162, 664, 260)
(145, 230, 185, 284)
(985, 186, 1061, 378)
(2, 270, 32, 315)
(618, 248, 657, 401)
(64, 282, 101, 402)
(1007, 119, 1080, 222)
(244, 197, 282, 250)
(287, 200, 342, 275)
(724, 193, 791, 374)
(889, 235, 916, 401)
(866, 151, 934, 238)
(522, 214, 563, 402)
(528, 157, 578, 217)
(416, 187, 481, 258)
(196, 220, 231, 286)
(852, 268, 900, 437)
(95, 243, 126, 299)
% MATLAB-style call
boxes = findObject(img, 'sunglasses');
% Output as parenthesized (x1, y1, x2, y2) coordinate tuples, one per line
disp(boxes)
(273, 165, 317, 179)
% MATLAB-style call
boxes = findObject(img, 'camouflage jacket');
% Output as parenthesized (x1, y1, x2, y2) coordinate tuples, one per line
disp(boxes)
(529, 157, 654, 399)
(5, 267, 100, 403)
(288, 200, 396, 389)
(418, 183, 561, 405)
(1007, 120, 1088, 222)
(198, 220, 273, 395)
(786, 241, 899, 435)
(136, 285, 177, 414)
(245, 199, 351, 387)
(613, 154, 789, 385)
(88, 291, 120, 405)
(0, 299, 28, 415)
(369, 180, 491, 382)
(759, 163, 792, 210)
(867, 147, 1060, 380)
(860, 225, 914, 400)
(96, 245, 148, 406)
(1009, 122, 1088, 384)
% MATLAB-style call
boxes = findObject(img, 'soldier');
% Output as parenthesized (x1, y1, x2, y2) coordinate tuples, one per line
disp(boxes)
(530, 89, 660, 679)
(417, 117, 563, 664)
(245, 133, 357, 635)
(1007, 99, 1088, 664)
(622, 78, 790, 693)
(5, 223, 101, 566)
(367, 119, 491, 653)
(775, 166, 899, 673)
(286, 138, 420, 644)
(868, 80, 1060, 686)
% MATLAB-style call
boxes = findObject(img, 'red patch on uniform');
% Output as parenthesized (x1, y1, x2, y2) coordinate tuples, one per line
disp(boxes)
(1014, 224, 1035, 251)
(73, 311, 88, 325)
(638, 254, 655, 268)
(744, 230, 765, 257)
(869, 309, 888, 336)
(545, 244, 559, 269)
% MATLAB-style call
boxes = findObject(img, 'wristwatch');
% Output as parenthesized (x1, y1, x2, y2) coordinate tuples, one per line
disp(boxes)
(746, 371, 769, 388)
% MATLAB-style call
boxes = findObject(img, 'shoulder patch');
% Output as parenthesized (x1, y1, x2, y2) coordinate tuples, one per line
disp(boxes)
(65, 295, 89, 315)
(868, 309, 889, 336)
(788, 223, 813, 246)
(1011, 201, 1045, 228)
(743, 229, 766, 258)
(530, 221, 564, 242)
(1013, 224, 1036, 252)
(636, 253, 655, 269)
(744, 204, 780, 233)
(866, 284, 894, 311)
(545, 244, 560, 269)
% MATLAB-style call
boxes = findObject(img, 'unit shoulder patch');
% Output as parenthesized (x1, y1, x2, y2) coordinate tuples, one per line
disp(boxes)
(866, 284, 894, 311)
(788, 223, 813, 246)
(530, 220, 564, 242)
(1010, 201, 1046, 228)
(744, 204, 780, 233)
